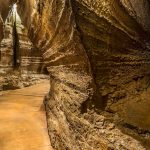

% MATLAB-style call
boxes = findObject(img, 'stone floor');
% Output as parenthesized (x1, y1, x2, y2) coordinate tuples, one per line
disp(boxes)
(0, 81, 53, 150)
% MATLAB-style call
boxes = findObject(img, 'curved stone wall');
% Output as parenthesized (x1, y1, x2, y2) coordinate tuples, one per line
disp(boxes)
(73, 0, 150, 129)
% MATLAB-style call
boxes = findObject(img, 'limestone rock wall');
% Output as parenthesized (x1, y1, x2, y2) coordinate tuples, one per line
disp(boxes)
(0, 22, 13, 73)
(73, 0, 150, 130)
(17, 23, 45, 74)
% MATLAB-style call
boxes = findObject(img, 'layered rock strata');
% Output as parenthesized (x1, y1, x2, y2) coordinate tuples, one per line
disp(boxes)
(73, 0, 150, 130)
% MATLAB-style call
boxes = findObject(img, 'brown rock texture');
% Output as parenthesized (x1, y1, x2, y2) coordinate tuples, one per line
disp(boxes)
(0, 0, 150, 149)
(73, 0, 150, 128)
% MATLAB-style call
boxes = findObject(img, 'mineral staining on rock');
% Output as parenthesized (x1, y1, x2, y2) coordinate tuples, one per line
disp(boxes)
(0, 0, 150, 149)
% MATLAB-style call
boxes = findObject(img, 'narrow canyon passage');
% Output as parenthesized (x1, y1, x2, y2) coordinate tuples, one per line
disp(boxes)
(0, 82, 53, 150)
(1, 0, 150, 149)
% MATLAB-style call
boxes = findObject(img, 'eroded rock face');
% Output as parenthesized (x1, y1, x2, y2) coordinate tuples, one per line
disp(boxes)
(73, 0, 150, 133)
(0, 0, 150, 149)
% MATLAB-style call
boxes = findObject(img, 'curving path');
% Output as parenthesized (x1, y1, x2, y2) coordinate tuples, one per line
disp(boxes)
(0, 81, 53, 150)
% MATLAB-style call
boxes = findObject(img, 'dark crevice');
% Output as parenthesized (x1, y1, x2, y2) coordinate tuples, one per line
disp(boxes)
(12, 13, 20, 70)
(123, 123, 150, 135)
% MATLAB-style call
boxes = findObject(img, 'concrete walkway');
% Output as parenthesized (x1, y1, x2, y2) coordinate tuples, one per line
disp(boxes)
(0, 82, 53, 150)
